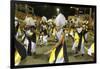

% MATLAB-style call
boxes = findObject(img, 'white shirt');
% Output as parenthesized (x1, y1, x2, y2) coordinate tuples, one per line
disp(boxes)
(56, 29, 63, 40)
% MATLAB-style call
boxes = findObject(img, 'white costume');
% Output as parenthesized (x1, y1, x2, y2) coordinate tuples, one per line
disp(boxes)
(88, 43, 94, 56)
(24, 16, 36, 54)
(24, 16, 35, 26)
(49, 13, 66, 63)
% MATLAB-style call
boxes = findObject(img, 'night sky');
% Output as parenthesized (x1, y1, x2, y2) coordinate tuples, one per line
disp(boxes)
(28, 3, 77, 19)
(17, 2, 94, 19)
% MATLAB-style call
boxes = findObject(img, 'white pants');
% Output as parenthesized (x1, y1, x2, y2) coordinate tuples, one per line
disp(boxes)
(24, 38, 29, 51)
(72, 41, 78, 51)
(43, 35, 48, 44)
(80, 42, 85, 54)
(88, 44, 94, 56)
(85, 33, 88, 41)
(72, 41, 85, 54)
(31, 42, 36, 53)
(24, 38, 36, 53)
(55, 57, 64, 63)
(88, 48, 93, 56)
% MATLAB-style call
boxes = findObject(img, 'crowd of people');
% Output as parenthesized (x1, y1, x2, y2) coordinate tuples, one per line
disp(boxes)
(14, 11, 95, 65)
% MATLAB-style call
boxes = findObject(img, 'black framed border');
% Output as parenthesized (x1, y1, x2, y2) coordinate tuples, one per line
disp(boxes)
(10, 0, 97, 68)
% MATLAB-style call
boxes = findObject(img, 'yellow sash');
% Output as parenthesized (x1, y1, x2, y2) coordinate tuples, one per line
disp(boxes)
(49, 48, 56, 63)
(15, 50, 21, 65)
(49, 47, 64, 63)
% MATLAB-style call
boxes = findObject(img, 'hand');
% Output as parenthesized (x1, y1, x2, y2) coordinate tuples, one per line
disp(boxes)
(44, 50, 52, 55)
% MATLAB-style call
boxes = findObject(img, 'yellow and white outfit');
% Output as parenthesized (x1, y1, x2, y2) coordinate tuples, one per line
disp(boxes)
(49, 13, 67, 64)
(69, 28, 74, 38)
(49, 48, 56, 63)
(88, 43, 94, 56)
(16, 28, 29, 51)
(15, 50, 21, 66)
(55, 47, 64, 63)
(49, 29, 64, 63)
(72, 32, 79, 51)
(26, 30, 36, 53)
(72, 31, 85, 54)
(49, 46, 64, 63)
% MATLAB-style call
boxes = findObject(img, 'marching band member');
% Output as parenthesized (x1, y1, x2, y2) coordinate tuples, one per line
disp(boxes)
(72, 29, 80, 54)
(14, 17, 27, 65)
(45, 13, 68, 63)
(39, 16, 48, 46)
(24, 13, 36, 56)
(74, 24, 86, 56)
(25, 24, 36, 56)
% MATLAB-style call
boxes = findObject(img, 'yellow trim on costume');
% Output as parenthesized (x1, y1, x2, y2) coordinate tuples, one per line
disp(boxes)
(52, 28, 56, 36)
(82, 36, 84, 44)
(74, 32, 79, 44)
(15, 50, 21, 65)
(91, 43, 94, 53)
(85, 43, 94, 54)
(49, 46, 64, 63)
(69, 29, 74, 37)
(57, 47, 63, 60)
(49, 48, 56, 63)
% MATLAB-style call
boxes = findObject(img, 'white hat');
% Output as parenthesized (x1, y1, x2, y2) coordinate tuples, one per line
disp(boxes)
(24, 16, 35, 26)
(42, 16, 47, 22)
(55, 13, 66, 28)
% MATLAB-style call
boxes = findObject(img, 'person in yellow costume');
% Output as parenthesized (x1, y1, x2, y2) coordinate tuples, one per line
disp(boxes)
(14, 39, 27, 66)
(49, 45, 66, 63)
(72, 30, 80, 53)
(45, 13, 68, 63)
(71, 24, 86, 56)
(74, 25, 86, 56)
(48, 28, 68, 63)
(14, 17, 27, 65)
